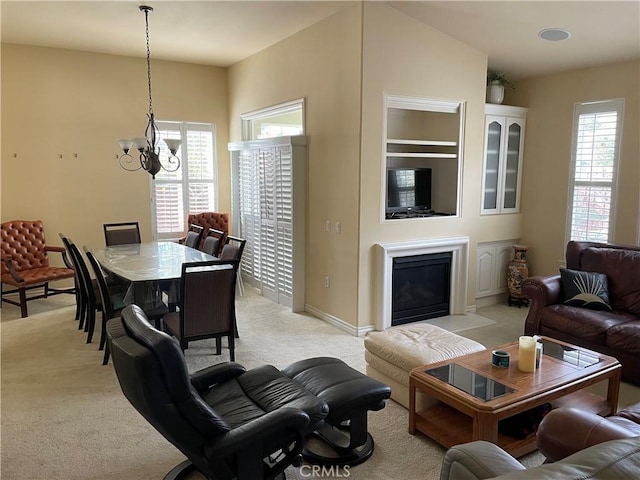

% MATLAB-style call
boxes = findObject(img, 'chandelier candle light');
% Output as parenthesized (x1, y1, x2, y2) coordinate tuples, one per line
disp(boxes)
(116, 5, 180, 179)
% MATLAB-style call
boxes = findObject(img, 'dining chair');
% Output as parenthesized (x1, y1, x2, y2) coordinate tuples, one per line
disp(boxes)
(84, 246, 169, 365)
(201, 227, 225, 257)
(103, 222, 141, 246)
(162, 260, 238, 360)
(58, 233, 82, 322)
(62, 237, 102, 343)
(220, 235, 247, 296)
(183, 224, 204, 249)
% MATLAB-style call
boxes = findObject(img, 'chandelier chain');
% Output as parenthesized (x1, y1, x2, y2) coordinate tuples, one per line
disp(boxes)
(144, 8, 153, 115)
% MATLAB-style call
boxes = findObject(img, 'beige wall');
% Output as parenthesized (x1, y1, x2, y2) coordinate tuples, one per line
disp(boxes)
(1, 44, 229, 256)
(227, 2, 526, 330)
(357, 3, 522, 328)
(228, 4, 363, 325)
(511, 60, 640, 276)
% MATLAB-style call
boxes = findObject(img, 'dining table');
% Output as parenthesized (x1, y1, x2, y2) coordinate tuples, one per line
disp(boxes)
(91, 241, 218, 310)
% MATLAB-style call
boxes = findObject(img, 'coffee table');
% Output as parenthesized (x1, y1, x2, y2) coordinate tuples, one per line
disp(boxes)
(408, 336, 621, 457)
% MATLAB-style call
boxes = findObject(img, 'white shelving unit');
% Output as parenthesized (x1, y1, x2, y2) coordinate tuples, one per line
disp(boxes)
(383, 94, 465, 219)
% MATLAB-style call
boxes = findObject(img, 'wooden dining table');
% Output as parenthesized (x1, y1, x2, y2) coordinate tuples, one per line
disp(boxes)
(91, 241, 218, 310)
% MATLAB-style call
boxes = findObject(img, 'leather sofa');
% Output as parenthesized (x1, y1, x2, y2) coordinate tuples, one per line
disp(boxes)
(439, 403, 640, 479)
(522, 241, 640, 384)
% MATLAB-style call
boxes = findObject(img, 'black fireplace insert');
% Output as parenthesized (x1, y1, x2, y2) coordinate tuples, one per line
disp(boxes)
(391, 252, 452, 326)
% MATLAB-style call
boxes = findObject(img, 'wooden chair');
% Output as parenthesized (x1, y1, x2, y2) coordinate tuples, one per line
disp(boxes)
(184, 224, 204, 249)
(201, 228, 226, 257)
(103, 222, 141, 246)
(61, 236, 102, 343)
(220, 235, 247, 296)
(1, 220, 75, 317)
(84, 247, 168, 365)
(179, 212, 229, 249)
(162, 260, 237, 360)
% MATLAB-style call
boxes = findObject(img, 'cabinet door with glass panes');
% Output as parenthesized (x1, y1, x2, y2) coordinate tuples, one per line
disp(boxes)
(481, 105, 527, 215)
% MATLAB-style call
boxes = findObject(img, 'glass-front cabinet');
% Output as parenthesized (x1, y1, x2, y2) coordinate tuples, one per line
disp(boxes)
(481, 104, 527, 215)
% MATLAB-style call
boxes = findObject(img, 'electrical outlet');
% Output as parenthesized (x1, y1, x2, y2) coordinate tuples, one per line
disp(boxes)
(335, 222, 341, 234)
(325, 220, 331, 232)
(324, 276, 330, 288)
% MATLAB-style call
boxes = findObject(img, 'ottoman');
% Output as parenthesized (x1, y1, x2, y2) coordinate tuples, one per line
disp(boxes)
(364, 323, 485, 410)
(283, 357, 391, 466)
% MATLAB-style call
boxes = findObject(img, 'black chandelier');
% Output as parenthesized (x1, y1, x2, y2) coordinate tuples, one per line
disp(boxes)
(117, 5, 180, 179)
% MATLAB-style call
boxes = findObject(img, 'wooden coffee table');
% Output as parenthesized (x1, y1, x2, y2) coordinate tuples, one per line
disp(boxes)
(408, 336, 621, 457)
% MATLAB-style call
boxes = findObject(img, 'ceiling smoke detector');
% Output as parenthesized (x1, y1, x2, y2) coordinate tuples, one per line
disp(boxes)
(538, 28, 571, 41)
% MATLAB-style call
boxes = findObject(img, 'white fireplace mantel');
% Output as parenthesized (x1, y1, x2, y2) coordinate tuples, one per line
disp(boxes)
(375, 236, 469, 330)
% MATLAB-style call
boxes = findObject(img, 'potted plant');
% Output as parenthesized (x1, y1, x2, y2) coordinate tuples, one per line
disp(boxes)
(486, 71, 514, 104)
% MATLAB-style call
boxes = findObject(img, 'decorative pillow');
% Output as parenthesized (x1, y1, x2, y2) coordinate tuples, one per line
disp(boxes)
(560, 268, 612, 311)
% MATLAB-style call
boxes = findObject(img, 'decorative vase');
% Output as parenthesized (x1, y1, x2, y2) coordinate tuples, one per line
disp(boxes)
(508, 244, 529, 307)
(486, 81, 505, 104)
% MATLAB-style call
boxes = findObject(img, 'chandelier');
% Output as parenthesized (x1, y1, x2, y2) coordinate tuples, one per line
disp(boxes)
(116, 5, 180, 179)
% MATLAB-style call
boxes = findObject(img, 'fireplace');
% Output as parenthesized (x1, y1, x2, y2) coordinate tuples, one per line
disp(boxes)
(392, 252, 452, 326)
(375, 236, 469, 330)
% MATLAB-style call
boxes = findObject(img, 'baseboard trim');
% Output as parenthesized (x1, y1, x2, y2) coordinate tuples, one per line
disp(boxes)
(304, 304, 373, 337)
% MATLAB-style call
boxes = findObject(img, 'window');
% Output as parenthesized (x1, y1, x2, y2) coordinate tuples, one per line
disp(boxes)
(241, 99, 304, 140)
(152, 122, 217, 240)
(567, 99, 624, 243)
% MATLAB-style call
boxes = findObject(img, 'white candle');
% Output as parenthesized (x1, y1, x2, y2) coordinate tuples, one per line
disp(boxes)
(518, 336, 537, 372)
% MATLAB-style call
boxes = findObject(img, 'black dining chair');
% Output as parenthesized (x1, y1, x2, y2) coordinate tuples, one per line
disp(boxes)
(103, 222, 141, 246)
(61, 237, 102, 343)
(183, 224, 204, 249)
(201, 227, 225, 257)
(84, 246, 169, 365)
(220, 235, 247, 296)
(162, 260, 238, 360)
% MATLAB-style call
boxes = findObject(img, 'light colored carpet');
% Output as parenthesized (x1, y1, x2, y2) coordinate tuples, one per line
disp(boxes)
(2, 290, 638, 479)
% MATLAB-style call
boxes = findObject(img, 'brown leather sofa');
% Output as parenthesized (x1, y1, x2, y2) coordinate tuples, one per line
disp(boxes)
(439, 404, 640, 479)
(536, 402, 640, 462)
(522, 241, 640, 384)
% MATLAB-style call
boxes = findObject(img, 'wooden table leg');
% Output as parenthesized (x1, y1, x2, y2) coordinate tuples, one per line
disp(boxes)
(409, 377, 416, 434)
(607, 367, 622, 415)
(473, 412, 498, 444)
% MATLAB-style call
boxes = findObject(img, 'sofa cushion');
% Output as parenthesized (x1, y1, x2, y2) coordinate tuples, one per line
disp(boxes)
(560, 268, 611, 311)
(541, 304, 633, 345)
(581, 247, 640, 315)
(607, 320, 640, 355)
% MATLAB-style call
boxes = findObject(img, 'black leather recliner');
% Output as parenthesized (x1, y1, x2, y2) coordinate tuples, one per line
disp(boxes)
(107, 304, 329, 480)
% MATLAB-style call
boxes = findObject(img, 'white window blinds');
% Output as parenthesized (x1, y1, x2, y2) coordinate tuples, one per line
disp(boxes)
(568, 99, 623, 243)
(152, 122, 217, 240)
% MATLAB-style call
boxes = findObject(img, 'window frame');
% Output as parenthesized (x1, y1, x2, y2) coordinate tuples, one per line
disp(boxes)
(566, 98, 624, 244)
(241, 98, 305, 141)
(150, 121, 218, 241)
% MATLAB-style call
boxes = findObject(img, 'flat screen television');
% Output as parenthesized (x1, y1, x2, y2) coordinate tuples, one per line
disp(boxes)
(386, 167, 432, 213)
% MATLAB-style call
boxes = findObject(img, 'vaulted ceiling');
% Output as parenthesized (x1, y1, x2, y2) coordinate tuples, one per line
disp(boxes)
(2, 1, 639, 80)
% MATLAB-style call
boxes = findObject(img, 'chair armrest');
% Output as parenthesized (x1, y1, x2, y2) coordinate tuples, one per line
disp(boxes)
(440, 441, 525, 480)
(1, 254, 25, 283)
(190, 362, 247, 390)
(204, 407, 310, 462)
(45, 245, 73, 269)
(522, 275, 561, 335)
(537, 408, 638, 462)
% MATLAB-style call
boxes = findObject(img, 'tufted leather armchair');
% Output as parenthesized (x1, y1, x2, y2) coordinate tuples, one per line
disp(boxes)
(179, 212, 229, 250)
(1, 220, 75, 317)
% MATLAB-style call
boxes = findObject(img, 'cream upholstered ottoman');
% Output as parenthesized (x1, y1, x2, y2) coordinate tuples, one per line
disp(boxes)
(364, 323, 486, 410)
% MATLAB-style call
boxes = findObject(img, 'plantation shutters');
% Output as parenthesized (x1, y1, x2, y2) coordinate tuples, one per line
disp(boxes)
(153, 122, 217, 240)
(567, 99, 624, 243)
(229, 136, 306, 311)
